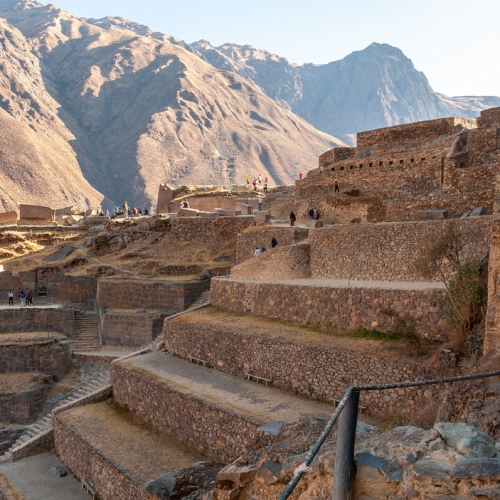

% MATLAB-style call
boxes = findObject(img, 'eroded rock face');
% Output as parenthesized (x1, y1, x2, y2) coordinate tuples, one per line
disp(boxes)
(211, 420, 500, 500)
(434, 422, 497, 458)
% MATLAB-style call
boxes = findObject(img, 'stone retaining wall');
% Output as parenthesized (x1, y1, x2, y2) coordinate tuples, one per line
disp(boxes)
(97, 279, 210, 310)
(0, 309, 75, 337)
(100, 311, 167, 348)
(0, 340, 72, 378)
(210, 279, 449, 339)
(112, 362, 268, 463)
(236, 227, 309, 263)
(231, 243, 311, 280)
(0, 385, 50, 424)
(53, 414, 149, 499)
(309, 217, 491, 282)
(163, 320, 444, 417)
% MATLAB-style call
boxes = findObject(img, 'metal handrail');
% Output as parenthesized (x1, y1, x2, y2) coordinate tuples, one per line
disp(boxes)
(279, 368, 500, 500)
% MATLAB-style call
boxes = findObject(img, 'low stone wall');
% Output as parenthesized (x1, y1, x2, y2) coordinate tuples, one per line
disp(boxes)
(210, 279, 449, 339)
(0, 309, 76, 337)
(53, 414, 149, 499)
(236, 227, 309, 263)
(0, 340, 72, 378)
(112, 362, 267, 463)
(163, 321, 443, 416)
(100, 311, 167, 348)
(231, 243, 311, 280)
(97, 279, 210, 311)
(0, 385, 50, 424)
(309, 217, 491, 282)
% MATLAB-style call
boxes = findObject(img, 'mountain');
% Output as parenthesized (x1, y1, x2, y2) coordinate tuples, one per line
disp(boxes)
(0, 0, 343, 211)
(192, 41, 500, 144)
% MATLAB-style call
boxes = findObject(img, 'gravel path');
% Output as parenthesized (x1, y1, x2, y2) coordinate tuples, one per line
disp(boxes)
(224, 276, 446, 290)
(121, 352, 332, 424)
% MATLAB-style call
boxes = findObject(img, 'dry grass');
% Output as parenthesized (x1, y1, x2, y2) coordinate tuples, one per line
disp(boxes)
(0, 332, 66, 346)
(0, 372, 48, 391)
(175, 306, 441, 364)
(58, 401, 204, 483)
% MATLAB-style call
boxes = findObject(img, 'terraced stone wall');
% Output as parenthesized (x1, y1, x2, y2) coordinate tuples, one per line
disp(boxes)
(112, 362, 268, 463)
(100, 311, 167, 347)
(309, 217, 491, 282)
(163, 320, 445, 417)
(0, 309, 75, 337)
(97, 279, 210, 311)
(235, 227, 309, 263)
(0, 385, 50, 424)
(53, 415, 148, 500)
(0, 340, 72, 378)
(210, 279, 450, 339)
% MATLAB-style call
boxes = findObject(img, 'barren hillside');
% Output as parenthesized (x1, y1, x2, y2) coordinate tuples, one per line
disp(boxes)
(0, 0, 344, 211)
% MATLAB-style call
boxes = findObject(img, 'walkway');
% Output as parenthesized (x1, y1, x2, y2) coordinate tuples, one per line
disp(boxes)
(222, 277, 446, 291)
(0, 304, 61, 311)
(119, 352, 332, 424)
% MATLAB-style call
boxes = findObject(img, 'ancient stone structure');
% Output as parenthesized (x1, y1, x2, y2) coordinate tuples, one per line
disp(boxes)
(291, 108, 500, 224)
(19, 204, 55, 223)
(0, 309, 76, 337)
(0, 211, 18, 225)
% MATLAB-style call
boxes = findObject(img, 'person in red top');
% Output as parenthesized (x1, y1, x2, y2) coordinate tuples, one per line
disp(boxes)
(299, 172, 303, 180)
(264, 176, 268, 183)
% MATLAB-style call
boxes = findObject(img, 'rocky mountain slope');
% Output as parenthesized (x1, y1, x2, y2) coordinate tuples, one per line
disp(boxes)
(0, 0, 343, 211)
(193, 41, 500, 144)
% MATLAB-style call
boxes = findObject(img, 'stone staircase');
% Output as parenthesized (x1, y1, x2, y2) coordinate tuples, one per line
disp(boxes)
(0, 370, 111, 462)
(74, 311, 101, 352)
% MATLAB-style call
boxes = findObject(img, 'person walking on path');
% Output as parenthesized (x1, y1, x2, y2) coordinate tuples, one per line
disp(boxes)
(258, 197, 263, 210)
(253, 247, 261, 256)
(263, 181, 268, 193)
(26, 289, 33, 306)
(299, 172, 304, 180)
(19, 290, 25, 307)
(271, 237, 278, 248)
(334, 178, 340, 193)
(290, 211, 296, 226)
(258, 174, 262, 184)
(246, 174, 251, 184)
(8, 290, 13, 306)
(320, 165, 324, 173)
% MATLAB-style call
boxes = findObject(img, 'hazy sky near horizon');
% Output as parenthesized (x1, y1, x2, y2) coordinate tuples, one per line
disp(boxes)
(45, 0, 499, 97)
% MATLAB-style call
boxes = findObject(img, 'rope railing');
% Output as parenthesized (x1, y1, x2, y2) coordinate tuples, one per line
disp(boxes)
(279, 368, 500, 500)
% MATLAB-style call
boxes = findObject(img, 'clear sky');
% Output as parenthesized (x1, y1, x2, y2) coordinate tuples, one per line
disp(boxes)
(44, 0, 500, 97)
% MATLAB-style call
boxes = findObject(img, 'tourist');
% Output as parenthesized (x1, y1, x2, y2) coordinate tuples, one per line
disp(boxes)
(313, 210, 319, 220)
(299, 172, 303, 180)
(320, 165, 324, 173)
(264, 176, 268, 183)
(258, 174, 262, 184)
(132, 207, 137, 216)
(253, 247, 261, 256)
(271, 237, 278, 248)
(308, 208, 314, 219)
(258, 197, 263, 210)
(123, 201, 128, 212)
(105, 209, 110, 217)
(253, 179, 257, 191)
(19, 290, 25, 307)
(246, 174, 251, 185)
(138, 208, 142, 215)
(26, 289, 33, 306)
(8, 290, 13, 306)
(144, 208, 149, 216)
(263, 181, 268, 193)
(334, 179, 340, 193)
(290, 211, 296, 226)
(261, 247, 267, 253)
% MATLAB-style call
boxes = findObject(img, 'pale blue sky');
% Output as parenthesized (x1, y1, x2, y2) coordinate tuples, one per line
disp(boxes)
(46, 0, 499, 97)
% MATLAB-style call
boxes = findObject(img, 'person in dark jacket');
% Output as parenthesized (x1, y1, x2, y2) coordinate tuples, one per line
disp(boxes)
(290, 211, 296, 226)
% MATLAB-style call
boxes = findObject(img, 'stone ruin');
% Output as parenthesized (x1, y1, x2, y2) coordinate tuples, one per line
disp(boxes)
(0, 107, 500, 499)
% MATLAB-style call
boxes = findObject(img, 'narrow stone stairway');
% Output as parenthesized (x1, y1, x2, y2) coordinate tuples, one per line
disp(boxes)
(74, 311, 101, 352)
(0, 370, 111, 462)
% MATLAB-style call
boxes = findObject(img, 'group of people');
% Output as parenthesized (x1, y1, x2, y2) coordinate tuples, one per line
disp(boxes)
(8, 289, 32, 307)
(111, 203, 149, 218)
(247, 174, 269, 193)
(308, 208, 321, 220)
(253, 237, 278, 256)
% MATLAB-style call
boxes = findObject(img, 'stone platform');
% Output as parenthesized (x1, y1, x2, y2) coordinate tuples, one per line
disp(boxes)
(112, 352, 332, 462)
(54, 401, 203, 500)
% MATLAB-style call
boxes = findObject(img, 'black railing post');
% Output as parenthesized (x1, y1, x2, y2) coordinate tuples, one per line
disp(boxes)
(332, 388, 360, 500)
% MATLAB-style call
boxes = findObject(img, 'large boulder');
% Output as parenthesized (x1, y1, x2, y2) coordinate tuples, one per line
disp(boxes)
(434, 422, 496, 458)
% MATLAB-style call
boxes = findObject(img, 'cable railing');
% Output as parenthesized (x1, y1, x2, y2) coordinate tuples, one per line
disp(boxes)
(279, 369, 500, 500)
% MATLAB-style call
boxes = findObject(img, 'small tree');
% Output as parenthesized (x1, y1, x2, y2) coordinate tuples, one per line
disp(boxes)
(413, 220, 487, 356)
